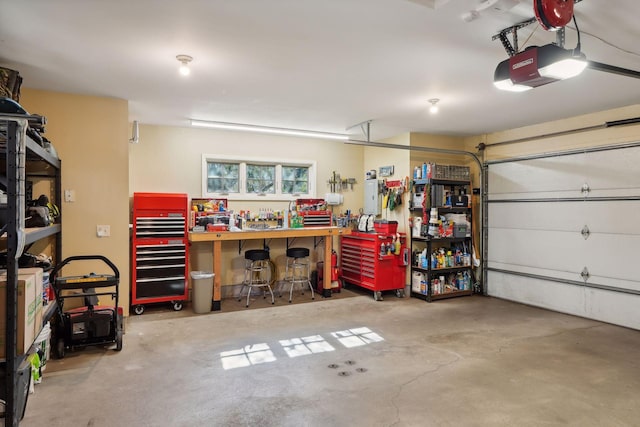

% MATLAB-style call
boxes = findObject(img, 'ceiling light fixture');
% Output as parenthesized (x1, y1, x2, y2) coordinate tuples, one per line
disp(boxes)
(176, 54, 193, 76)
(494, 44, 587, 92)
(190, 120, 350, 141)
(428, 98, 440, 114)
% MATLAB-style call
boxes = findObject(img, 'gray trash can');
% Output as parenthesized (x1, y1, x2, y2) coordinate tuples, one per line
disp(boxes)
(190, 271, 215, 314)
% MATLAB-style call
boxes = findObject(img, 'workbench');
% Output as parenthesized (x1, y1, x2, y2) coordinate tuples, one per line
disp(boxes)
(188, 226, 352, 310)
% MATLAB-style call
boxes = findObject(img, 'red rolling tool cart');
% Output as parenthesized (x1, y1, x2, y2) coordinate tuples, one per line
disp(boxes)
(340, 221, 408, 301)
(131, 192, 189, 315)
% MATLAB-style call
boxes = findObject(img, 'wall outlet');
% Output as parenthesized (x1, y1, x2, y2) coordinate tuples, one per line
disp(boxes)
(97, 225, 110, 237)
(64, 189, 76, 202)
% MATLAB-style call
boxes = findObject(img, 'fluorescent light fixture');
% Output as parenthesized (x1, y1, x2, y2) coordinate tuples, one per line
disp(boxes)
(190, 119, 350, 140)
(494, 44, 587, 92)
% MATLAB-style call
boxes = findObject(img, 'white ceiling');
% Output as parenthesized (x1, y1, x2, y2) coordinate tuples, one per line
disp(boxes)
(1, 0, 639, 141)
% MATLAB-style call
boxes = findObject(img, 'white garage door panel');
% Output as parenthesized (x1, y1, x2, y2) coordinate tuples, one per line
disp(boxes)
(488, 272, 640, 330)
(488, 271, 586, 314)
(580, 146, 640, 193)
(489, 201, 640, 235)
(489, 228, 639, 288)
(488, 228, 581, 272)
(585, 288, 640, 330)
(488, 146, 640, 200)
(488, 155, 587, 199)
(487, 261, 640, 293)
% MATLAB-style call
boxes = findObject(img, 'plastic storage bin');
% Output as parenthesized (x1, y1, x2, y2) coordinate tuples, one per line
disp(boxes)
(373, 220, 398, 234)
(190, 271, 214, 314)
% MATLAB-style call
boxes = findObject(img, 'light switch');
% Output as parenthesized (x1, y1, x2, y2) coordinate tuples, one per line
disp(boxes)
(97, 225, 110, 237)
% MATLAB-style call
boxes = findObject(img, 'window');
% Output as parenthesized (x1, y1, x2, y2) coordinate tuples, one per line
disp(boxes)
(206, 162, 240, 194)
(282, 166, 309, 195)
(202, 154, 316, 201)
(246, 164, 276, 194)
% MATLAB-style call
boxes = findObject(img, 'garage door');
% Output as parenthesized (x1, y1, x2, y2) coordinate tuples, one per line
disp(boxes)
(485, 143, 640, 330)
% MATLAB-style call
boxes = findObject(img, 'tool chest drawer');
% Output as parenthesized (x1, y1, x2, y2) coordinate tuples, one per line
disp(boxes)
(135, 215, 186, 239)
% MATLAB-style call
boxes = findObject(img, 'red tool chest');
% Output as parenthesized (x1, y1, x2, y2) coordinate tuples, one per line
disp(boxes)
(340, 230, 408, 301)
(131, 192, 189, 315)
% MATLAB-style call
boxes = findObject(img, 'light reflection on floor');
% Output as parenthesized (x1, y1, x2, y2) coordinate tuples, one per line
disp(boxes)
(220, 327, 384, 370)
(280, 335, 335, 358)
(331, 327, 385, 348)
(220, 343, 277, 370)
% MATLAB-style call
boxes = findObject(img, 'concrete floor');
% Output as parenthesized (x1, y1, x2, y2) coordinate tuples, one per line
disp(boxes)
(21, 293, 640, 427)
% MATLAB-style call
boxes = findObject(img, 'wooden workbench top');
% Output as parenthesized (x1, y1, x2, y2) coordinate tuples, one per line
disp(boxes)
(188, 226, 351, 242)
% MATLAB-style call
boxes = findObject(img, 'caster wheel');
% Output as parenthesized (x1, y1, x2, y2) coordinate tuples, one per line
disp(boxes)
(133, 305, 145, 315)
(55, 339, 65, 359)
(115, 330, 123, 352)
(373, 291, 383, 301)
(395, 289, 405, 298)
(172, 301, 183, 311)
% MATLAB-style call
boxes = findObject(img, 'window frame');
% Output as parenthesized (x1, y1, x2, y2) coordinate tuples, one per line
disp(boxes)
(202, 154, 317, 201)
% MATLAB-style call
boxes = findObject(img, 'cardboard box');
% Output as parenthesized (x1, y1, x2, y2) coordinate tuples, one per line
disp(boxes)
(18, 268, 44, 328)
(0, 268, 44, 358)
(0, 273, 37, 358)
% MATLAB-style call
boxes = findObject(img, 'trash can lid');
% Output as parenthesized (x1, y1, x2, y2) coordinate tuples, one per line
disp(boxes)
(190, 271, 215, 279)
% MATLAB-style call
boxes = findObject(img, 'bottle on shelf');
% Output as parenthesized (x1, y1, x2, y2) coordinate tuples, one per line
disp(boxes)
(428, 208, 439, 237)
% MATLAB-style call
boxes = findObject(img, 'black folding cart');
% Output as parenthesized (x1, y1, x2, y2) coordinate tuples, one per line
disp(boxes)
(50, 255, 123, 358)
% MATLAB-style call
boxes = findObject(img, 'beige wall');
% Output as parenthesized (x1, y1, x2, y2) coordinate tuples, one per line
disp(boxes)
(129, 124, 364, 291)
(129, 124, 364, 212)
(21, 89, 131, 313)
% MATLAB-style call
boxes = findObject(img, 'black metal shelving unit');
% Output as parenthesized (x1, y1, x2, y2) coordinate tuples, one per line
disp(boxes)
(410, 235, 473, 301)
(1, 113, 61, 426)
(409, 178, 474, 302)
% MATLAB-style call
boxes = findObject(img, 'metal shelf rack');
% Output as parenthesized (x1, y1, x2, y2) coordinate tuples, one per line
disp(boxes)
(1, 113, 62, 426)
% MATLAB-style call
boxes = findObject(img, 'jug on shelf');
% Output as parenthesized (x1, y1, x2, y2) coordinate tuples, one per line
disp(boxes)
(412, 217, 422, 236)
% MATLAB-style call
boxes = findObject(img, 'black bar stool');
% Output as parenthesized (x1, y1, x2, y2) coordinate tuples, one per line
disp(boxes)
(284, 247, 314, 303)
(238, 249, 274, 308)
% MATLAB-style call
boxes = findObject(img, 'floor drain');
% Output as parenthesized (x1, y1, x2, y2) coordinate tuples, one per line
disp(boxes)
(345, 360, 356, 365)
(328, 364, 339, 369)
(338, 371, 351, 377)
(356, 368, 367, 373)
